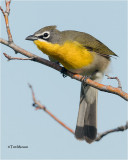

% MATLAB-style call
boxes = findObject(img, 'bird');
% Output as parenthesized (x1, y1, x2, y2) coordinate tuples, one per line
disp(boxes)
(26, 25, 117, 143)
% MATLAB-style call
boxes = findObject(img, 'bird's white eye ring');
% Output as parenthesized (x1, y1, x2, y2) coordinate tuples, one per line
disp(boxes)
(37, 31, 50, 40)
(42, 31, 50, 39)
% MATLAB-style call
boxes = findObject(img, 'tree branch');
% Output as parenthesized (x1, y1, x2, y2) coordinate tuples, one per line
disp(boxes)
(95, 122, 128, 141)
(29, 84, 128, 142)
(0, 0, 13, 42)
(0, 6, 5, 16)
(28, 84, 75, 135)
(106, 75, 122, 89)
(3, 53, 34, 61)
(2, 51, 128, 101)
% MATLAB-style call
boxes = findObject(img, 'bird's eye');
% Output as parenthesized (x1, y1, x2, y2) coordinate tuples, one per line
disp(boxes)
(42, 32, 50, 39)
(43, 33, 49, 38)
(38, 31, 50, 40)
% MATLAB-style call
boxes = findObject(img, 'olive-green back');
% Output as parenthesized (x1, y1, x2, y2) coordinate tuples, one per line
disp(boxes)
(61, 30, 117, 58)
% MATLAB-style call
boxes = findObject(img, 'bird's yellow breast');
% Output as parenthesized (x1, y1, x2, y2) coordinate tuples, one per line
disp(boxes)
(34, 40, 95, 70)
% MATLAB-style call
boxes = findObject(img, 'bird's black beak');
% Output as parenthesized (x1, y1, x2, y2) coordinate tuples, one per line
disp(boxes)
(25, 35, 38, 41)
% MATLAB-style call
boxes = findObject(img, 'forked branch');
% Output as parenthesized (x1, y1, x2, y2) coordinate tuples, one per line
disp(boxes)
(29, 84, 128, 142)
(2, 52, 128, 101)
(28, 84, 75, 134)
(106, 75, 122, 89)
(95, 122, 128, 141)
(0, 0, 13, 42)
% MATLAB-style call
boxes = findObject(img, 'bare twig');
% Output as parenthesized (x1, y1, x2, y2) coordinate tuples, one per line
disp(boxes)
(28, 84, 75, 134)
(95, 122, 128, 141)
(5, 0, 11, 15)
(0, 0, 13, 42)
(29, 84, 128, 142)
(106, 75, 122, 89)
(0, 6, 5, 16)
(3, 53, 34, 61)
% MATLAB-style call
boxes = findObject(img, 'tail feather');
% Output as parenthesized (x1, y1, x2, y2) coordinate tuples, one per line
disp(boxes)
(75, 83, 98, 143)
(75, 92, 87, 139)
(84, 93, 97, 143)
(75, 72, 103, 143)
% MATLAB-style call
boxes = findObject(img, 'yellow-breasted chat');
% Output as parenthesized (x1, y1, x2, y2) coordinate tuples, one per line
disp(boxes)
(26, 25, 117, 143)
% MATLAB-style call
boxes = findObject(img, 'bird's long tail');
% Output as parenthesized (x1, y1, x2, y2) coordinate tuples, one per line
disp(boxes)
(75, 83, 98, 143)
(75, 70, 104, 144)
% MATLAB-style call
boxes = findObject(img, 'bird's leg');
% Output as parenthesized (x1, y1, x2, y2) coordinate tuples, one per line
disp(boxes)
(81, 75, 91, 82)
(81, 70, 99, 85)
(60, 67, 68, 78)
(81, 75, 91, 88)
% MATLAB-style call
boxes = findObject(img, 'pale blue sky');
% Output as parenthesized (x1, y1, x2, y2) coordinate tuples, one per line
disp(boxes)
(1, 0, 127, 159)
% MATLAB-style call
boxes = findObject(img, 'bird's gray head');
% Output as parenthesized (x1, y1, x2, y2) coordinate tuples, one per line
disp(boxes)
(25, 25, 61, 44)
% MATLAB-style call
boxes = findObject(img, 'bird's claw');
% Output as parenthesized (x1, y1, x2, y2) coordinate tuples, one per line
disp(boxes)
(81, 75, 91, 82)
(60, 67, 67, 78)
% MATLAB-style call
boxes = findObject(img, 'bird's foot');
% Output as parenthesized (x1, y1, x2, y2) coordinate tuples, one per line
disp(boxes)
(81, 75, 91, 82)
(60, 67, 67, 78)
(81, 75, 91, 88)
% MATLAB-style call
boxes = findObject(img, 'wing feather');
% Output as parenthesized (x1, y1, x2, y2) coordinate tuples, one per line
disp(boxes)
(61, 30, 118, 58)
